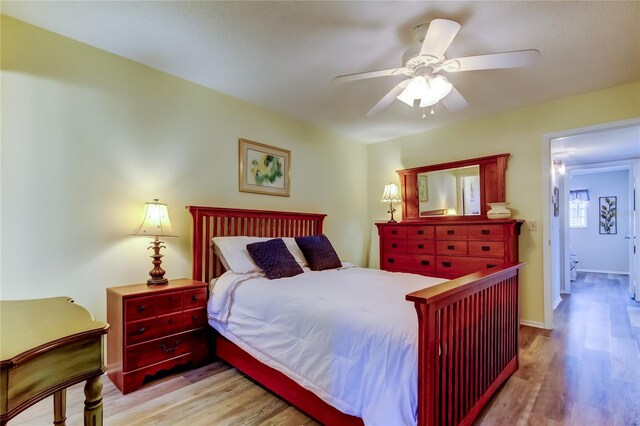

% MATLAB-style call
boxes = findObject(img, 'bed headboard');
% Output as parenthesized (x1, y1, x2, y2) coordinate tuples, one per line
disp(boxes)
(187, 206, 327, 283)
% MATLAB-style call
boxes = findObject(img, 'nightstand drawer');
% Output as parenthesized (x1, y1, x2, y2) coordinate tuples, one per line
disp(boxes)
(125, 296, 156, 322)
(156, 292, 182, 314)
(125, 329, 206, 371)
(183, 308, 208, 330)
(183, 288, 206, 310)
(125, 318, 157, 346)
(437, 241, 468, 255)
(157, 312, 183, 336)
(468, 241, 505, 257)
(435, 225, 469, 240)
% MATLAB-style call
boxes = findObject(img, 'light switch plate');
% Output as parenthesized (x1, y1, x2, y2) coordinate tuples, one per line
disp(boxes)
(528, 221, 538, 231)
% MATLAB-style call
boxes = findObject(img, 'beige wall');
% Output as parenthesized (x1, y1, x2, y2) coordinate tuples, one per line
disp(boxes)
(367, 82, 640, 325)
(0, 16, 369, 322)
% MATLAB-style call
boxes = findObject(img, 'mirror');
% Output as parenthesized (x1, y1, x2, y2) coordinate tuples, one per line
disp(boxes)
(397, 153, 510, 222)
(418, 165, 480, 217)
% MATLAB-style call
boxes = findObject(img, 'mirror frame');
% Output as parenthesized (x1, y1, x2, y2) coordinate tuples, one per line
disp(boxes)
(397, 153, 510, 222)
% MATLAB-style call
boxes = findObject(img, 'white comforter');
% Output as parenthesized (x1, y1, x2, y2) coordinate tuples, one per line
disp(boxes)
(207, 265, 446, 426)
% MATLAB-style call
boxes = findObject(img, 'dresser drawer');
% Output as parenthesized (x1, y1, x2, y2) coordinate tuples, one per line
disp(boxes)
(125, 296, 156, 322)
(157, 312, 183, 336)
(125, 318, 157, 346)
(437, 241, 468, 255)
(437, 256, 503, 276)
(383, 254, 435, 274)
(406, 225, 435, 239)
(382, 227, 407, 239)
(406, 240, 436, 254)
(125, 329, 206, 371)
(183, 307, 208, 330)
(156, 292, 182, 314)
(435, 225, 469, 240)
(183, 288, 207, 310)
(468, 225, 504, 241)
(468, 241, 505, 257)
(383, 239, 407, 253)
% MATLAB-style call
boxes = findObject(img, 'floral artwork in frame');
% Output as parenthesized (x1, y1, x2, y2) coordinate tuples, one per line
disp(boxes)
(599, 196, 617, 234)
(239, 139, 290, 197)
(418, 175, 429, 202)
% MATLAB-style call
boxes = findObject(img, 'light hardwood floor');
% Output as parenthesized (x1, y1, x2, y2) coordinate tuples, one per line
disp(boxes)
(11, 273, 640, 425)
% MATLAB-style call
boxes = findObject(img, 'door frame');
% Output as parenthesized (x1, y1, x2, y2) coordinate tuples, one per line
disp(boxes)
(541, 117, 640, 329)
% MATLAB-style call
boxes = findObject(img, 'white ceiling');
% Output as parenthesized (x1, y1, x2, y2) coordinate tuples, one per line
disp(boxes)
(551, 124, 640, 166)
(2, 1, 639, 143)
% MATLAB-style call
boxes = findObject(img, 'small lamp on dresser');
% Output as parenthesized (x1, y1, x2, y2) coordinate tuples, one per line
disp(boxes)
(131, 198, 178, 285)
(381, 183, 402, 223)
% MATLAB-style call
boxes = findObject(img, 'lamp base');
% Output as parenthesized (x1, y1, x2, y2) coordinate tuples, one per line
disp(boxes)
(147, 277, 169, 286)
(387, 218, 398, 223)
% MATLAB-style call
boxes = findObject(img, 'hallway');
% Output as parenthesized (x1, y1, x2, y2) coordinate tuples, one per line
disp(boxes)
(479, 272, 640, 425)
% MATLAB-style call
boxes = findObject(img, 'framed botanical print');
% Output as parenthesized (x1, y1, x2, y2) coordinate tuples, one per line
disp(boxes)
(239, 139, 290, 197)
(599, 196, 617, 234)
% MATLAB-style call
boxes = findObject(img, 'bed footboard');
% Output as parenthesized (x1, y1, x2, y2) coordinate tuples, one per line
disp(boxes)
(407, 263, 523, 426)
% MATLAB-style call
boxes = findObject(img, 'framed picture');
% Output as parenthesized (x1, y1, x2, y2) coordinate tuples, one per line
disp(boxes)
(418, 175, 429, 202)
(239, 139, 290, 197)
(553, 187, 560, 217)
(599, 196, 617, 234)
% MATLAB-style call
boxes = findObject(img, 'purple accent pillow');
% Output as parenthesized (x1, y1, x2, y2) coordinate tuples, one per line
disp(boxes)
(246, 238, 304, 280)
(294, 234, 342, 271)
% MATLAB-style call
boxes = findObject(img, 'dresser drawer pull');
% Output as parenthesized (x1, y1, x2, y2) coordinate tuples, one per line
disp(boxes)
(167, 318, 173, 324)
(391, 230, 398, 235)
(137, 327, 146, 334)
(447, 245, 455, 250)
(159, 340, 182, 353)
(442, 262, 452, 268)
(137, 305, 146, 312)
(481, 229, 490, 235)
(487, 264, 497, 269)
(417, 230, 424, 235)
(421, 260, 430, 266)
(481, 246, 491, 251)
(192, 314, 199, 321)
(191, 295, 199, 302)
(387, 258, 395, 264)
(447, 230, 455, 235)
(391, 243, 398, 248)
(417, 244, 424, 249)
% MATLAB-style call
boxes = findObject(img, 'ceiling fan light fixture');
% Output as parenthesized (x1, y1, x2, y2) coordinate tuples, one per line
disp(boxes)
(397, 76, 427, 106)
(419, 75, 453, 107)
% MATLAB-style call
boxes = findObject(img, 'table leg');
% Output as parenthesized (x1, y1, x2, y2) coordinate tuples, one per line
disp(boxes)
(83, 376, 103, 426)
(53, 388, 67, 425)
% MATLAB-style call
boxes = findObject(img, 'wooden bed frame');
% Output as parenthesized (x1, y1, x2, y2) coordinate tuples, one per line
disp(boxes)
(188, 206, 523, 426)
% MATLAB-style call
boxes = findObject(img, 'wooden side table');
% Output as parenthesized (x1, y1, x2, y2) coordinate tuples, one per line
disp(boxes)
(0, 297, 109, 426)
(106, 279, 209, 394)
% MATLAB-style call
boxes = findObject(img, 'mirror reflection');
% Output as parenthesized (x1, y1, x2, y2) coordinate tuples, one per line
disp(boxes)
(418, 165, 481, 217)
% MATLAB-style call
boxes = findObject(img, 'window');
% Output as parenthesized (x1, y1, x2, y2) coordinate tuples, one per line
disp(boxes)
(569, 200, 588, 228)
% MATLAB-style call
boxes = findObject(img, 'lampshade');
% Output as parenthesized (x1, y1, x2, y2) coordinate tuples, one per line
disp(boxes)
(381, 183, 402, 203)
(397, 75, 453, 108)
(132, 199, 178, 238)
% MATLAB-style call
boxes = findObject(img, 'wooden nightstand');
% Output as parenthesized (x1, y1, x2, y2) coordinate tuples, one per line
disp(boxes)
(106, 279, 209, 394)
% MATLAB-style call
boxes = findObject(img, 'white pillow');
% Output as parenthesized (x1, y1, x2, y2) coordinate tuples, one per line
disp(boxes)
(212, 236, 307, 274)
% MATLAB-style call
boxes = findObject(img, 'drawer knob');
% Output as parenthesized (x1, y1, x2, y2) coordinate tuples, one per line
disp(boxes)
(442, 261, 452, 268)
(482, 246, 491, 251)
(417, 244, 424, 249)
(447, 230, 455, 235)
(192, 295, 199, 302)
(168, 319, 173, 324)
(137, 327, 146, 334)
(137, 305, 146, 312)
(192, 314, 199, 321)
(391, 230, 398, 235)
(447, 245, 455, 250)
(391, 243, 398, 248)
(421, 260, 430, 266)
(387, 258, 395, 264)
(487, 264, 497, 269)
(481, 229, 491, 235)
(159, 340, 182, 353)
(417, 230, 424, 235)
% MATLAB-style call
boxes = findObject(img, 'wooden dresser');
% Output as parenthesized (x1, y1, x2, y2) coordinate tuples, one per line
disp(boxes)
(106, 279, 209, 394)
(376, 220, 522, 279)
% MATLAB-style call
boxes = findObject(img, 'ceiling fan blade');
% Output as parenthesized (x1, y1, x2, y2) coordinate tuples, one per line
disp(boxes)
(333, 68, 410, 83)
(366, 80, 411, 116)
(440, 86, 469, 112)
(436, 49, 540, 72)
(420, 19, 461, 58)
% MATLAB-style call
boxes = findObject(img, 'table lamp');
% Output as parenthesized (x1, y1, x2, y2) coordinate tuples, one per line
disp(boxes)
(132, 198, 178, 286)
(381, 183, 402, 223)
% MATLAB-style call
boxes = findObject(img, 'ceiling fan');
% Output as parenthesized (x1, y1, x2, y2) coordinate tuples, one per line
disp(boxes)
(334, 19, 540, 117)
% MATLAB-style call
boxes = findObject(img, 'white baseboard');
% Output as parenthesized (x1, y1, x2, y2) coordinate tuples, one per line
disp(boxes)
(553, 296, 563, 309)
(576, 269, 629, 275)
(520, 319, 547, 329)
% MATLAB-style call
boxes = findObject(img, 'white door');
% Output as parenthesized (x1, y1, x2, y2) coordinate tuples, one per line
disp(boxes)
(631, 160, 639, 301)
